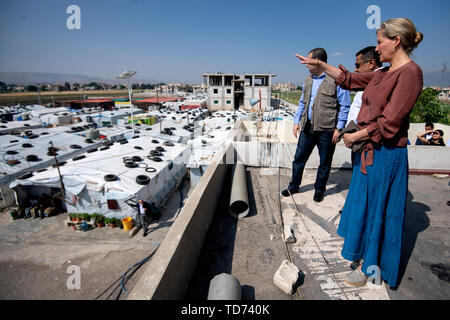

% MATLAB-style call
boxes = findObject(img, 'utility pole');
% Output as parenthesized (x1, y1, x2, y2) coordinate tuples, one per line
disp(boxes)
(37, 83, 42, 106)
(49, 141, 66, 196)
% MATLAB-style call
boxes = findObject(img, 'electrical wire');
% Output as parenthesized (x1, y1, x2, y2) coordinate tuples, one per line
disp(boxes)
(279, 142, 350, 300)
(94, 177, 186, 300)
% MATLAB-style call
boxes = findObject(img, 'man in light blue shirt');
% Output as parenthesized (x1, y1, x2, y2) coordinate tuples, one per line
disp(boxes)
(293, 75, 350, 131)
(282, 48, 350, 202)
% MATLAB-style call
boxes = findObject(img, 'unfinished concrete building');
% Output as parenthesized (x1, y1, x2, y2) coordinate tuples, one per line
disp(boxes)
(202, 73, 275, 111)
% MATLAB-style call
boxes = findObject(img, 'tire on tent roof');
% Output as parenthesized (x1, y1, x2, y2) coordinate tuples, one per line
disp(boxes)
(26, 155, 39, 162)
(99, 146, 109, 151)
(22, 143, 33, 148)
(147, 156, 163, 162)
(155, 146, 165, 152)
(131, 156, 142, 162)
(73, 155, 86, 161)
(18, 172, 33, 180)
(104, 174, 118, 182)
(145, 127, 152, 131)
(136, 175, 150, 185)
(134, 146, 143, 150)
(163, 141, 174, 147)
(70, 144, 82, 149)
(87, 148, 97, 153)
(6, 150, 18, 155)
(125, 161, 137, 168)
(150, 150, 162, 157)
(145, 167, 156, 173)
(151, 139, 159, 144)
(120, 140, 128, 145)
(85, 138, 94, 143)
(47, 151, 58, 156)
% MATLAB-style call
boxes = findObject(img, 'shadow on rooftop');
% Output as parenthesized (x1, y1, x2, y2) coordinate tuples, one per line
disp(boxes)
(184, 165, 239, 299)
(395, 191, 430, 289)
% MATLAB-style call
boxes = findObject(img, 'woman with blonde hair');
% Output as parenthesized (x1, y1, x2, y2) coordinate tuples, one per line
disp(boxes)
(295, 17, 423, 288)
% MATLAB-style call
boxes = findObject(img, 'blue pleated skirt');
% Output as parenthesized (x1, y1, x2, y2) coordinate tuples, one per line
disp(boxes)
(337, 145, 408, 288)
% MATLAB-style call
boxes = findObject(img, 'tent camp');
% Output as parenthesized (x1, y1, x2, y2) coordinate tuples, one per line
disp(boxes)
(0, 131, 103, 206)
(10, 135, 189, 220)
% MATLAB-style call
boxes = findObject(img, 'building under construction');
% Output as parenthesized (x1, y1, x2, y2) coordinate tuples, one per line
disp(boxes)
(202, 73, 275, 111)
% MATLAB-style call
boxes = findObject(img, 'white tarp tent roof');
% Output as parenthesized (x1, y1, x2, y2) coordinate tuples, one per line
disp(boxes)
(1, 131, 103, 188)
(29, 106, 71, 118)
(10, 135, 189, 218)
(0, 119, 42, 134)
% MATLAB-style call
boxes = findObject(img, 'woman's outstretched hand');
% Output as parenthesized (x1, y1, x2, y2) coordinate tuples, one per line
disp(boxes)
(295, 53, 341, 79)
(295, 54, 318, 67)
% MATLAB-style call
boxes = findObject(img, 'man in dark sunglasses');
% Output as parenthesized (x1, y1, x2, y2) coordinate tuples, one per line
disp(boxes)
(346, 46, 383, 126)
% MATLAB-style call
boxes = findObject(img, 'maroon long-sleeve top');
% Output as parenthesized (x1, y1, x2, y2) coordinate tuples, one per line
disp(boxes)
(335, 60, 423, 173)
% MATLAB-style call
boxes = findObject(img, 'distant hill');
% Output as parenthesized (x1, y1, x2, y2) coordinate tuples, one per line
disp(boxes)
(1, 70, 448, 87)
(0, 72, 160, 85)
(423, 71, 450, 87)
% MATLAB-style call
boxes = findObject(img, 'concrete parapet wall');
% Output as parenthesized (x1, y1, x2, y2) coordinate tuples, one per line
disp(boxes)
(233, 141, 450, 171)
(128, 124, 243, 300)
(127, 120, 449, 300)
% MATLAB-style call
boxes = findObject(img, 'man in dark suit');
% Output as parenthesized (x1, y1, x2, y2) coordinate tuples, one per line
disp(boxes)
(281, 48, 351, 202)
(133, 199, 152, 236)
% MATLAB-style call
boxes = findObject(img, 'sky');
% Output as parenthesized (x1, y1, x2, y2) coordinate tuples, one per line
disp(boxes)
(0, 0, 449, 85)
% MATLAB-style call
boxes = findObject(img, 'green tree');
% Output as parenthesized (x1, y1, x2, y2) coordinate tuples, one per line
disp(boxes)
(64, 81, 71, 90)
(411, 88, 446, 123)
(26, 85, 38, 92)
(0, 81, 7, 92)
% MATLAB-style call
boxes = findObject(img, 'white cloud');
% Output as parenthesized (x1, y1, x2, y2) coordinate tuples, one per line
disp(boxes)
(331, 52, 343, 57)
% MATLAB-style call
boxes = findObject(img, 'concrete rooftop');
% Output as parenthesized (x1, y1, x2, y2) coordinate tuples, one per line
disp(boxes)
(1, 117, 449, 301)
(186, 167, 450, 300)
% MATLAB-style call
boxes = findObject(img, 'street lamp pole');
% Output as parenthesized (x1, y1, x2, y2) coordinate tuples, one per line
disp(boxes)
(128, 79, 135, 135)
(117, 71, 137, 137)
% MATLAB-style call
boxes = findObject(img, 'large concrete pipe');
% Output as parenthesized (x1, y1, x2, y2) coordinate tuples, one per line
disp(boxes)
(207, 273, 241, 300)
(229, 161, 249, 219)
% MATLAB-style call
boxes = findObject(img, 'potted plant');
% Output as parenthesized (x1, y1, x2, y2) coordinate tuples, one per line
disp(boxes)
(91, 213, 99, 223)
(81, 213, 90, 222)
(95, 215, 104, 228)
(104, 217, 113, 228)
(115, 218, 123, 229)
(72, 213, 80, 222)
(108, 218, 117, 228)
